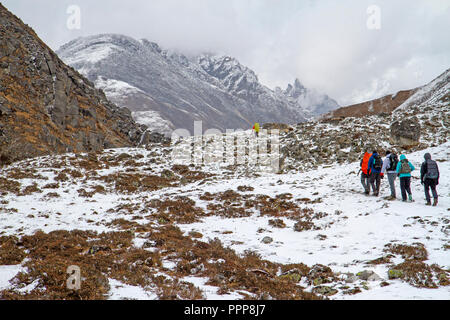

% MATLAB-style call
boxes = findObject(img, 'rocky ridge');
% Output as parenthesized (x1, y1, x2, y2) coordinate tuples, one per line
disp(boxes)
(0, 4, 146, 164)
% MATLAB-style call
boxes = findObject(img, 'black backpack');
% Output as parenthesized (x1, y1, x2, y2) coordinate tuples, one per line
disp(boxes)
(389, 154, 399, 171)
(425, 160, 439, 179)
(373, 155, 382, 170)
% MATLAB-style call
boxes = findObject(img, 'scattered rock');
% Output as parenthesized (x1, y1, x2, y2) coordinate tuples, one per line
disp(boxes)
(261, 236, 273, 244)
(312, 285, 338, 296)
(357, 270, 382, 281)
(388, 269, 404, 279)
(345, 274, 358, 284)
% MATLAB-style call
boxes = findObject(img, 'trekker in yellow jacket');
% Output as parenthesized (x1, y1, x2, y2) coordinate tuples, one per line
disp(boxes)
(253, 122, 260, 137)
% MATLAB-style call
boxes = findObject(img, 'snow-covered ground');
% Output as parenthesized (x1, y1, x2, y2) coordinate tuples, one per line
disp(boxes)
(0, 137, 448, 300)
(177, 142, 450, 299)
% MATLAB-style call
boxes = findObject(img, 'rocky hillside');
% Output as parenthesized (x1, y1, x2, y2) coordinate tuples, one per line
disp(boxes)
(57, 34, 339, 135)
(0, 5, 146, 164)
(323, 88, 417, 119)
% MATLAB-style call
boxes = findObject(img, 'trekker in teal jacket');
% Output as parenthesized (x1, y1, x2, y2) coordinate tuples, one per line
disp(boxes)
(396, 154, 415, 202)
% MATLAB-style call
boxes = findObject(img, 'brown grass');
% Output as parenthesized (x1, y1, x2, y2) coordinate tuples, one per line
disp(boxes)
(384, 243, 428, 261)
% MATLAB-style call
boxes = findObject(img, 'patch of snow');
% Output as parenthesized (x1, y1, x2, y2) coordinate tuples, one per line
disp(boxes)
(108, 279, 158, 300)
(0, 265, 23, 290)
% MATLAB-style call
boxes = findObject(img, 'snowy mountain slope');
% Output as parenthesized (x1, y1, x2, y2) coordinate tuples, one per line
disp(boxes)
(393, 68, 449, 116)
(0, 129, 448, 299)
(57, 34, 339, 134)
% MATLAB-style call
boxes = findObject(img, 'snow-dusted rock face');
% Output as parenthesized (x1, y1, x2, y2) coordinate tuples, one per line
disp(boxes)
(57, 34, 339, 135)
(0, 7, 146, 164)
(281, 79, 339, 118)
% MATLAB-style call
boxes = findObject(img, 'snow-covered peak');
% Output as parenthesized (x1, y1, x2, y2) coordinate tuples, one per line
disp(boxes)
(58, 34, 141, 66)
(284, 78, 307, 99)
(194, 53, 263, 101)
(281, 78, 339, 115)
(139, 38, 163, 54)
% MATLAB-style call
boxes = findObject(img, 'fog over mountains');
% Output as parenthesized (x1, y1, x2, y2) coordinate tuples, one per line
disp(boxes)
(57, 34, 339, 134)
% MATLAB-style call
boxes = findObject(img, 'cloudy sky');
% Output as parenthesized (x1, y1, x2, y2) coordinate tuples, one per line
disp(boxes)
(3, 0, 450, 105)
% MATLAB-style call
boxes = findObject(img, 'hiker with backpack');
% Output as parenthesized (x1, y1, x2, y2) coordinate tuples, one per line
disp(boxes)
(253, 122, 260, 138)
(359, 152, 372, 195)
(396, 154, 415, 202)
(381, 150, 399, 200)
(420, 153, 440, 206)
(366, 150, 383, 196)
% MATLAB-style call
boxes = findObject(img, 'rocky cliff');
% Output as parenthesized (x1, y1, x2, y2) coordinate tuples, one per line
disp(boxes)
(0, 4, 146, 164)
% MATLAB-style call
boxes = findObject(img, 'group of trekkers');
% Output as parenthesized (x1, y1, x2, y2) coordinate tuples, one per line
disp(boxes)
(360, 150, 440, 206)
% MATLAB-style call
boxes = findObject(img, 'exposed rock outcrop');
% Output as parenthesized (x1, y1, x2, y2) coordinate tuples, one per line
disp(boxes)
(0, 4, 146, 164)
(390, 117, 421, 147)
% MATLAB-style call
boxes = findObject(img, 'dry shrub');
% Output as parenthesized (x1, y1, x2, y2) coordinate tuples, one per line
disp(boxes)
(268, 219, 286, 228)
(77, 185, 106, 198)
(237, 185, 254, 192)
(0, 223, 330, 300)
(146, 227, 322, 299)
(60, 168, 84, 179)
(384, 243, 428, 261)
(156, 277, 204, 300)
(43, 182, 59, 189)
(54, 172, 69, 182)
(6, 168, 47, 180)
(20, 183, 42, 195)
(366, 255, 393, 265)
(172, 165, 213, 183)
(201, 240, 320, 300)
(149, 196, 207, 224)
(206, 203, 251, 218)
(0, 230, 162, 300)
(293, 220, 316, 232)
(99, 173, 174, 194)
(391, 260, 449, 288)
(0, 236, 26, 265)
(0, 177, 21, 195)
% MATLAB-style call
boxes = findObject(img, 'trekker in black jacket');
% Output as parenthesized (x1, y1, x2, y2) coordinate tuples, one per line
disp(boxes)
(420, 153, 440, 206)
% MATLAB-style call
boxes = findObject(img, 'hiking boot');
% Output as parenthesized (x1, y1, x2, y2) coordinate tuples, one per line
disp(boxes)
(433, 198, 438, 206)
(408, 194, 413, 202)
(426, 201, 431, 206)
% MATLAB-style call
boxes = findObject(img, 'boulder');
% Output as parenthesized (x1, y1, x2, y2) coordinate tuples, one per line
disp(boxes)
(356, 270, 382, 281)
(390, 116, 421, 147)
(261, 236, 273, 244)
